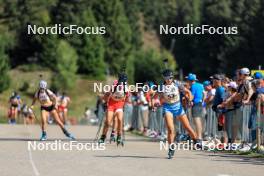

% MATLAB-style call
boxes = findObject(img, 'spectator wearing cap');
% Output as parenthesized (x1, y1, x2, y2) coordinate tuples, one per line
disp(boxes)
(238, 68, 254, 104)
(253, 72, 263, 80)
(211, 74, 227, 143)
(248, 74, 264, 144)
(218, 81, 238, 143)
(186, 73, 205, 140)
(211, 74, 226, 111)
(253, 72, 264, 87)
(203, 81, 215, 105)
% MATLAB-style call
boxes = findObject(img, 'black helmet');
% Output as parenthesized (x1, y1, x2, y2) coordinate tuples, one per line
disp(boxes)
(162, 69, 173, 78)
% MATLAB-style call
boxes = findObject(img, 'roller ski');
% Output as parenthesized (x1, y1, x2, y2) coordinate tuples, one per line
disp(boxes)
(116, 135, 124, 147)
(109, 131, 116, 143)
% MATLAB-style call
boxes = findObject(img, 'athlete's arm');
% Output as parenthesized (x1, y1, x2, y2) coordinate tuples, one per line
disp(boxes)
(202, 90, 206, 102)
(243, 84, 254, 104)
(223, 92, 238, 106)
(103, 92, 111, 102)
(183, 87, 193, 102)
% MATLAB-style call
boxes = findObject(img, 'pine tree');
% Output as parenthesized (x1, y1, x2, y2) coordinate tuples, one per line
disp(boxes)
(0, 34, 10, 92)
(51, 40, 78, 91)
(76, 9, 106, 79)
(93, 0, 132, 74)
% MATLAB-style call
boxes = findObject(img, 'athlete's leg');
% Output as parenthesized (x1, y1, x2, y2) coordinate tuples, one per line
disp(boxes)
(41, 110, 48, 132)
(164, 112, 175, 144)
(40, 110, 48, 140)
(10, 107, 16, 123)
(165, 112, 176, 159)
(112, 114, 117, 132)
(23, 115, 27, 125)
(102, 111, 114, 136)
(63, 110, 68, 124)
(51, 109, 74, 139)
(51, 110, 65, 129)
(178, 114, 197, 140)
(116, 111, 124, 136)
(14, 108, 18, 122)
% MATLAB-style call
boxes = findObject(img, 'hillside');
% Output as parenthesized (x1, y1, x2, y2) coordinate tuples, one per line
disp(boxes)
(0, 68, 101, 123)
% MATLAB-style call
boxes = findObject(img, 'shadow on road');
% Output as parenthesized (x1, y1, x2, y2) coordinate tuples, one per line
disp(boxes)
(94, 155, 165, 159)
(195, 152, 264, 166)
(0, 137, 157, 142)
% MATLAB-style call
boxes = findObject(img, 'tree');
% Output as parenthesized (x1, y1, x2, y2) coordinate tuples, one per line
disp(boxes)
(0, 34, 10, 92)
(51, 40, 78, 91)
(93, 0, 132, 74)
(52, 2, 106, 79)
(75, 9, 106, 79)
(1, 0, 55, 67)
(133, 49, 177, 83)
(40, 34, 59, 70)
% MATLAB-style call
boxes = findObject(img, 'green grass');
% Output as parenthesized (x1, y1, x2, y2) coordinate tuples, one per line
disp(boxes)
(0, 68, 105, 123)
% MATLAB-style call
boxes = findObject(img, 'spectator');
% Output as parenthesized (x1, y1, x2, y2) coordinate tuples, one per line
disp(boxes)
(212, 74, 225, 112)
(203, 80, 216, 105)
(186, 73, 205, 140)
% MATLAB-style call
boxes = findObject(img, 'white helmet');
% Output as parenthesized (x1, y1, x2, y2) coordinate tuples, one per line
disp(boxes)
(39, 80, 47, 89)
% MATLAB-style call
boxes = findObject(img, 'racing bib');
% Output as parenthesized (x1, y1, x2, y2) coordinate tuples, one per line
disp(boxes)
(163, 84, 180, 103)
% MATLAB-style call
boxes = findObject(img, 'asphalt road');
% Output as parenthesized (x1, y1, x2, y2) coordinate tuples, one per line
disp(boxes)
(0, 124, 263, 176)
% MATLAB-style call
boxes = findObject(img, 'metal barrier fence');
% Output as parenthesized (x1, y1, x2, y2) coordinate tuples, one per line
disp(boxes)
(123, 102, 264, 146)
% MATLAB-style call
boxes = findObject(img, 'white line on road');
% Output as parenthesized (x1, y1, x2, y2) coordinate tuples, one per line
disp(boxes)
(25, 125, 40, 176)
(28, 149, 40, 176)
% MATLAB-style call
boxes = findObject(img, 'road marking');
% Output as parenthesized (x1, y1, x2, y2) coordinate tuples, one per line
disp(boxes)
(25, 125, 40, 176)
(28, 149, 40, 176)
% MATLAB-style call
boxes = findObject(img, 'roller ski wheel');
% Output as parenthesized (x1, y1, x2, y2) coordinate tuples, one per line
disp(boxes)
(168, 149, 175, 159)
(116, 136, 124, 147)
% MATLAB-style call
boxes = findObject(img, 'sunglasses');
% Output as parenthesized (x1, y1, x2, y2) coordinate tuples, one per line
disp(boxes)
(164, 76, 173, 80)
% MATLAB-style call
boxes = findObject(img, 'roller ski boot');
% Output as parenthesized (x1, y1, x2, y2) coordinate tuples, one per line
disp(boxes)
(40, 131, 47, 141)
(98, 135, 106, 144)
(62, 128, 75, 140)
(110, 132, 116, 143)
(116, 135, 124, 147)
(168, 148, 175, 159)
